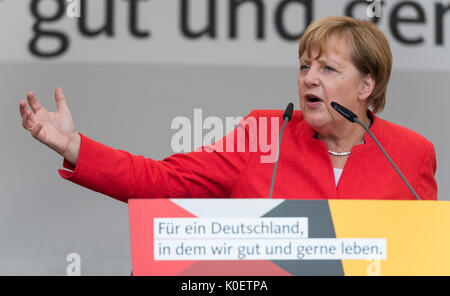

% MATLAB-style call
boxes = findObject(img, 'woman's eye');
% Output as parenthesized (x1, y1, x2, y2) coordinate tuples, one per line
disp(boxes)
(300, 65, 310, 71)
(324, 65, 335, 72)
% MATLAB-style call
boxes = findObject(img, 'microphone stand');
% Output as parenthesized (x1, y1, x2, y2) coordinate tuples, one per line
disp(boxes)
(269, 103, 294, 199)
(331, 101, 421, 200)
(354, 117, 421, 200)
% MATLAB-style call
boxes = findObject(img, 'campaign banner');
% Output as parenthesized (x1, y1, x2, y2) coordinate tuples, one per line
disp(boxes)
(2, 0, 450, 71)
(128, 199, 450, 276)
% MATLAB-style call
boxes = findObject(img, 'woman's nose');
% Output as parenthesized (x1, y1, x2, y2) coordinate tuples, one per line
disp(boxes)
(303, 68, 320, 88)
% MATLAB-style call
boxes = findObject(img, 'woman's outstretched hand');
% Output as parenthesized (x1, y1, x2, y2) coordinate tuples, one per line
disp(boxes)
(19, 87, 81, 165)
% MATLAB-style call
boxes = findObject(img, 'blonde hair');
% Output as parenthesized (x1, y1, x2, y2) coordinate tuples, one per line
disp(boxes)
(299, 16, 392, 113)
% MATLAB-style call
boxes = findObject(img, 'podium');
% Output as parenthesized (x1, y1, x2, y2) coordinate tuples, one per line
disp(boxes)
(129, 199, 450, 276)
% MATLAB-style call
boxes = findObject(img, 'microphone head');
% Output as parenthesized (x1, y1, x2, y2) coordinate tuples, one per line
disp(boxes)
(283, 103, 294, 121)
(330, 102, 358, 122)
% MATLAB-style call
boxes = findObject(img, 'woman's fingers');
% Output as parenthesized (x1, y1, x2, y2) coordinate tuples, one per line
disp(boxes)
(20, 97, 36, 131)
(19, 99, 28, 117)
(54, 87, 70, 114)
(27, 91, 43, 113)
(31, 122, 45, 142)
(22, 109, 35, 131)
(20, 88, 78, 160)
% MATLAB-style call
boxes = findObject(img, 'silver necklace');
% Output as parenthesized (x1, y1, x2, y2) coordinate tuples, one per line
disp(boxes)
(327, 119, 371, 157)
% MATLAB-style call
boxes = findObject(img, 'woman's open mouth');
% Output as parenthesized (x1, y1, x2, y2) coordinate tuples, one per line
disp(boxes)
(305, 94, 324, 109)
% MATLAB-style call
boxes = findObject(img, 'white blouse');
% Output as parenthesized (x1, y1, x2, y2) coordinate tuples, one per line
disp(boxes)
(333, 168, 343, 187)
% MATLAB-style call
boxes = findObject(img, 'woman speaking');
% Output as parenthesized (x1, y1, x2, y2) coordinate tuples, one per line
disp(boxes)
(19, 16, 437, 201)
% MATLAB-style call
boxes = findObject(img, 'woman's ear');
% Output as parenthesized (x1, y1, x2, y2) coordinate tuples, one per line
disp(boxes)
(359, 74, 375, 101)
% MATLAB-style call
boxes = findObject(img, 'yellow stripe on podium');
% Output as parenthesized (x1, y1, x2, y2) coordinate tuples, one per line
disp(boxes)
(328, 200, 450, 276)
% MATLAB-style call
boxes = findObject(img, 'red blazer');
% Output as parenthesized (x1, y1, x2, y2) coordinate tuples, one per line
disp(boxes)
(59, 110, 437, 202)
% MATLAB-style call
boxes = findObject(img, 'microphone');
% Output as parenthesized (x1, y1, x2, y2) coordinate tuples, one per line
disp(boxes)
(331, 101, 421, 200)
(330, 102, 357, 122)
(269, 103, 294, 199)
(283, 102, 294, 121)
